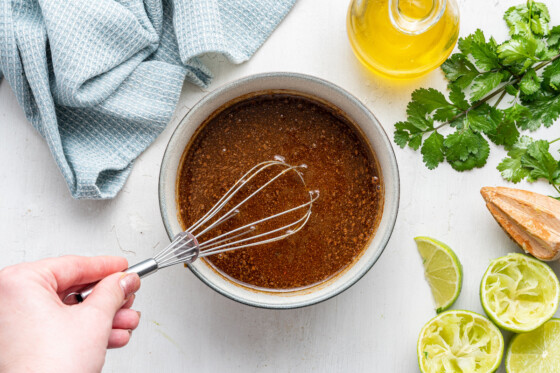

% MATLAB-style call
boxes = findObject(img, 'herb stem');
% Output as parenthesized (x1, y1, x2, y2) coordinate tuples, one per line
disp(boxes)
(534, 53, 560, 71)
(427, 53, 560, 134)
(550, 137, 560, 144)
(493, 90, 508, 108)
(430, 84, 512, 132)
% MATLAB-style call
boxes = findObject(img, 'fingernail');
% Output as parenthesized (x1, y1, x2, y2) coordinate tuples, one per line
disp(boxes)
(136, 311, 142, 319)
(120, 273, 139, 297)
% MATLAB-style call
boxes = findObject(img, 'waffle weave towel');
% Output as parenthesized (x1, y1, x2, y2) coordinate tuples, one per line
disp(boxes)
(0, 0, 295, 199)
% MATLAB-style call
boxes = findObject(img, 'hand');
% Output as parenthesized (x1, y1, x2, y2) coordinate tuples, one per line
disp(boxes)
(0, 256, 141, 373)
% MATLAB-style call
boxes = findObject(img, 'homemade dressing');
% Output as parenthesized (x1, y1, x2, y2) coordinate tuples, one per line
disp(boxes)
(176, 92, 383, 290)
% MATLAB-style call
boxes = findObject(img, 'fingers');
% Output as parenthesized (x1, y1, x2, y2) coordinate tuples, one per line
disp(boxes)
(83, 273, 140, 320)
(112, 309, 140, 330)
(107, 329, 132, 349)
(108, 307, 141, 349)
(32, 256, 128, 293)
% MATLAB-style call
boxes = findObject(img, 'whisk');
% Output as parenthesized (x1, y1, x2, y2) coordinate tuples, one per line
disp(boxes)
(64, 159, 319, 305)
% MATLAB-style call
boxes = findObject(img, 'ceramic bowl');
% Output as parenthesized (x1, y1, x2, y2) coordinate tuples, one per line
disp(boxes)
(159, 72, 399, 309)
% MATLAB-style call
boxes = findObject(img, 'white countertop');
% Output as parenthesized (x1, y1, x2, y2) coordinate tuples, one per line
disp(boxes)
(2, 0, 560, 372)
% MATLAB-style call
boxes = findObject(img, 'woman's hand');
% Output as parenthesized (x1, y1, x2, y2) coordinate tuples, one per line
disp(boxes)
(0, 256, 141, 373)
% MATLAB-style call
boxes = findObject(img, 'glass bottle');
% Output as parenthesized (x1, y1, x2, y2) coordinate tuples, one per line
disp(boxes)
(347, 0, 460, 79)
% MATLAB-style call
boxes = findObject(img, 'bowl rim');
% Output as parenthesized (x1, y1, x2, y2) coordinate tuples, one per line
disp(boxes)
(158, 72, 400, 309)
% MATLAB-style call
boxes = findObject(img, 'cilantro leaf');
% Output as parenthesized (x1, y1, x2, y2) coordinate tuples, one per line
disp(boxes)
(449, 84, 469, 110)
(411, 88, 451, 113)
(485, 104, 526, 146)
(504, 3, 534, 36)
(508, 135, 534, 158)
(486, 119, 520, 147)
(444, 129, 490, 171)
(458, 29, 487, 55)
(529, 2, 551, 36)
(443, 129, 480, 162)
(394, 129, 410, 148)
(406, 101, 432, 130)
(441, 54, 479, 89)
(470, 42, 500, 71)
(421, 132, 445, 169)
(409, 88, 460, 122)
(520, 91, 560, 130)
(497, 135, 533, 182)
(542, 58, 560, 90)
(458, 30, 501, 71)
(433, 106, 460, 122)
(505, 104, 531, 125)
(498, 157, 530, 182)
(519, 68, 541, 95)
(522, 140, 560, 182)
(450, 139, 490, 171)
(470, 72, 502, 101)
(467, 103, 498, 133)
(394, 121, 422, 148)
(408, 134, 423, 150)
(499, 135, 560, 188)
(548, 25, 560, 49)
(504, 1, 550, 37)
(505, 84, 519, 96)
(498, 36, 544, 71)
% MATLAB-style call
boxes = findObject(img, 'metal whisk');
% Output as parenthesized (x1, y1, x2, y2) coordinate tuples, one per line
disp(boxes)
(64, 159, 319, 304)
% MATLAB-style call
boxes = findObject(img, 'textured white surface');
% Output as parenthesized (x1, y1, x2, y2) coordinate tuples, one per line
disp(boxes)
(1, 0, 560, 372)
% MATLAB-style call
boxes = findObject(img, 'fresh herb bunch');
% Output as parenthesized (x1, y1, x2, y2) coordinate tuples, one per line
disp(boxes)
(394, 0, 560, 196)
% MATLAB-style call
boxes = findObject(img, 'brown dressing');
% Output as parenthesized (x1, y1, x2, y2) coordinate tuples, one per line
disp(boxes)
(177, 92, 383, 290)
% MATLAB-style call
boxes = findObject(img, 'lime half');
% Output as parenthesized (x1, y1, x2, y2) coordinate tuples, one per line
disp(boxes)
(418, 310, 504, 373)
(415, 236, 462, 313)
(505, 318, 560, 372)
(480, 253, 560, 333)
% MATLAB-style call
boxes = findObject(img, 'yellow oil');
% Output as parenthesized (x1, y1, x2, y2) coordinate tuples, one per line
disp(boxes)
(347, 0, 460, 79)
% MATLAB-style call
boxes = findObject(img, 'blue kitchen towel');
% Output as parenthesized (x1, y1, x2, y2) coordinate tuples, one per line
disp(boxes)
(0, 0, 295, 199)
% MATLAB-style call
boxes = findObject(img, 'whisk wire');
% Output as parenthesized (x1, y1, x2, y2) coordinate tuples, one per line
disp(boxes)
(199, 189, 314, 249)
(198, 200, 315, 258)
(187, 160, 281, 234)
(192, 161, 304, 239)
(156, 160, 317, 268)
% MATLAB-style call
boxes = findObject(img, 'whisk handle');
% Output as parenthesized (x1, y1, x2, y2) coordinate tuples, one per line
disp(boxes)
(63, 258, 158, 305)
(125, 258, 159, 278)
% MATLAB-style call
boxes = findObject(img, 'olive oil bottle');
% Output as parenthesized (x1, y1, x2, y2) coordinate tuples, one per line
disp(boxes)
(347, 0, 460, 79)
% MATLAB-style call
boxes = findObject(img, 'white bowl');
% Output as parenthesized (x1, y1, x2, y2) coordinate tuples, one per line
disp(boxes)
(159, 73, 399, 309)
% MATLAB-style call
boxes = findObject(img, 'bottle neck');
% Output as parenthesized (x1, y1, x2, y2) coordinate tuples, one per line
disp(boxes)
(389, 0, 446, 35)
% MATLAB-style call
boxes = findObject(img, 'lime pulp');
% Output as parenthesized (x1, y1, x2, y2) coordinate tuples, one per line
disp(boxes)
(418, 310, 504, 373)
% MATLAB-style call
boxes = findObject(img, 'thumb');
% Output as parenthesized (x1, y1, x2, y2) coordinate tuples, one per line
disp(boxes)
(83, 273, 140, 319)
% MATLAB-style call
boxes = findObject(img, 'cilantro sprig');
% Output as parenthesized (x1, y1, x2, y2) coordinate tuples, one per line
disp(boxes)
(394, 0, 560, 196)
(498, 136, 560, 197)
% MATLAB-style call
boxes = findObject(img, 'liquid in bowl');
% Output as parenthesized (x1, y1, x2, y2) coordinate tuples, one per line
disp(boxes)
(175, 91, 384, 291)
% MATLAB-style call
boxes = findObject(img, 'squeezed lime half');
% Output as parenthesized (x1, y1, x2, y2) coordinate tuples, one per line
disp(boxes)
(415, 236, 462, 313)
(480, 253, 560, 333)
(418, 310, 504, 373)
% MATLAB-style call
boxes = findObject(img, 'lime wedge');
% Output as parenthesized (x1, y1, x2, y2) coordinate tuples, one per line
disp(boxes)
(480, 253, 559, 333)
(505, 318, 560, 372)
(418, 310, 504, 373)
(415, 236, 463, 313)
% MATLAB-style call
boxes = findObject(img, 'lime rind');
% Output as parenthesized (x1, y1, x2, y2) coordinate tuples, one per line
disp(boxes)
(417, 310, 504, 373)
(415, 236, 463, 313)
(480, 253, 560, 333)
(505, 318, 560, 373)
